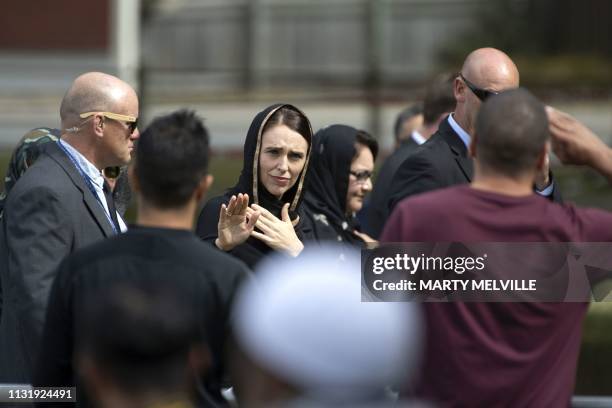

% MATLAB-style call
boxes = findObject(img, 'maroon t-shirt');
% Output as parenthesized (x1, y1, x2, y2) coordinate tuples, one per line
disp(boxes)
(381, 185, 612, 407)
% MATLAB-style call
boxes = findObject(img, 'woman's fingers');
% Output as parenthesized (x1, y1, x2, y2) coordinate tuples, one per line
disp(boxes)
(251, 230, 272, 243)
(291, 215, 300, 227)
(241, 194, 250, 214)
(236, 193, 247, 215)
(253, 211, 276, 228)
(251, 204, 275, 220)
(281, 203, 291, 223)
(353, 230, 377, 243)
(246, 209, 260, 231)
(254, 218, 274, 236)
(219, 203, 228, 222)
(225, 195, 238, 216)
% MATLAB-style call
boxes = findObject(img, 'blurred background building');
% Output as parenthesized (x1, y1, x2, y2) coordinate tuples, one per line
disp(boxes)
(1, 0, 610, 152)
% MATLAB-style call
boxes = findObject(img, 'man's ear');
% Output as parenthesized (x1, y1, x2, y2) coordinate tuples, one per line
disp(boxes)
(194, 175, 214, 202)
(128, 163, 140, 193)
(535, 141, 551, 171)
(93, 115, 105, 138)
(454, 76, 466, 103)
(469, 133, 478, 158)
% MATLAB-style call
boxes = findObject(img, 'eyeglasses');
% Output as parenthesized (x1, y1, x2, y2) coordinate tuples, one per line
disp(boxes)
(80, 111, 138, 134)
(349, 170, 373, 183)
(459, 73, 498, 102)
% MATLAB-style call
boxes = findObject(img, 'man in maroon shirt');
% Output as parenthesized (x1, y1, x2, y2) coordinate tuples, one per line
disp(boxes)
(382, 89, 612, 407)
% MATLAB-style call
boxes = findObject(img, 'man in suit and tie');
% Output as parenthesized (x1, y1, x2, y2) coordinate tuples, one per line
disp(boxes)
(0, 72, 139, 382)
(365, 73, 455, 238)
(387, 47, 561, 212)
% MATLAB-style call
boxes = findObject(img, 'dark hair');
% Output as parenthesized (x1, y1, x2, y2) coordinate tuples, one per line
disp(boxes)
(262, 106, 311, 145)
(77, 285, 202, 393)
(394, 103, 423, 142)
(423, 73, 456, 125)
(475, 88, 549, 177)
(355, 129, 379, 161)
(135, 109, 210, 208)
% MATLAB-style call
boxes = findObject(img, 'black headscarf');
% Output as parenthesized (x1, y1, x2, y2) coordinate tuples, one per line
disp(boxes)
(196, 104, 313, 269)
(303, 125, 364, 245)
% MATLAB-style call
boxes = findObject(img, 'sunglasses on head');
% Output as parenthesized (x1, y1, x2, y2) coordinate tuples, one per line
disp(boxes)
(459, 73, 499, 102)
(80, 111, 138, 134)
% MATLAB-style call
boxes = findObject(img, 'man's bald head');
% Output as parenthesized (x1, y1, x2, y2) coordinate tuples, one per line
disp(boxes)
(461, 48, 519, 91)
(60, 72, 137, 125)
(454, 48, 520, 136)
(59, 72, 140, 169)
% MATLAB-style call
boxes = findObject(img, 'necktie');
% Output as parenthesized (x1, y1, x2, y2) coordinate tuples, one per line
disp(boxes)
(103, 180, 121, 233)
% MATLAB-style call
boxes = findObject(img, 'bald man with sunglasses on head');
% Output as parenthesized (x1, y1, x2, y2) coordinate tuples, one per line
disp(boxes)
(387, 48, 561, 212)
(0, 72, 139, 383)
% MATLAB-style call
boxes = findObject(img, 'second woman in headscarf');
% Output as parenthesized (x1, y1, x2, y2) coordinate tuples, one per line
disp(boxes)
(196, 104, 313, 268)
(303, 124, 378, 246)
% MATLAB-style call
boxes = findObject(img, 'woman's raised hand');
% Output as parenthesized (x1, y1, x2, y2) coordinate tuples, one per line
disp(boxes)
(249, 203, 304, 257)
(216, 193, 260, 251)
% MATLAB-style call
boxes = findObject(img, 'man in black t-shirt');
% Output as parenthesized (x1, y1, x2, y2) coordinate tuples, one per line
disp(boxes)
(34, 110, 249, 408)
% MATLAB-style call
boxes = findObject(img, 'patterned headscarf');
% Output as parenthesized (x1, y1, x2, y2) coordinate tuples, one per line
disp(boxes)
(0, 128, 60, 219)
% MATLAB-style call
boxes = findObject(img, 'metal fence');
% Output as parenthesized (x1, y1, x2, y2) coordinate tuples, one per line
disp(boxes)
(141, 0, 482, 98)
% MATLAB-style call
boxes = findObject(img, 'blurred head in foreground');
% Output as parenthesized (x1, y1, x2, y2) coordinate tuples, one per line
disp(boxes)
(231, 247, 422, 407)
(76, 285, 209, 408)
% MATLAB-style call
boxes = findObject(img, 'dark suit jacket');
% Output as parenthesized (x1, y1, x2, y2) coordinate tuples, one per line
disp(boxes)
(387, 116, 562, 213)
(365, 137, 420, 239)
(0, 142, 115, 382)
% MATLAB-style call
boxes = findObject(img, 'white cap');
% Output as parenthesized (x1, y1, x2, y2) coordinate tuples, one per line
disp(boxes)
(232, 246, 422, 398)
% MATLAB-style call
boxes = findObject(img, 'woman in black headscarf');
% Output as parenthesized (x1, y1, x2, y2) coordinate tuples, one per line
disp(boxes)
(303, 124, 378, 245)
(196, 104, 313, 268)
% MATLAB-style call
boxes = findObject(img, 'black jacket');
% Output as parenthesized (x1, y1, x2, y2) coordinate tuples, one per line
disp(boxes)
(387, 116, 562, 214)
(365, 137, 420, 239)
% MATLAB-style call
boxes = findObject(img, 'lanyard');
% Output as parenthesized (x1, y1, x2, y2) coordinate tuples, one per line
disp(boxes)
(56, 141, 118, 234)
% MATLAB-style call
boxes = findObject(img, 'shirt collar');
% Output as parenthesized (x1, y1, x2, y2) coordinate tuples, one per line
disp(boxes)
(411, 130, 426, 145)
(59, 139, 105, 189)
(447, 113, 471, 149)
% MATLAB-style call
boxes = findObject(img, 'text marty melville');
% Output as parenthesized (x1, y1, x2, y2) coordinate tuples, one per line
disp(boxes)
(372, 279, 537, 291)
